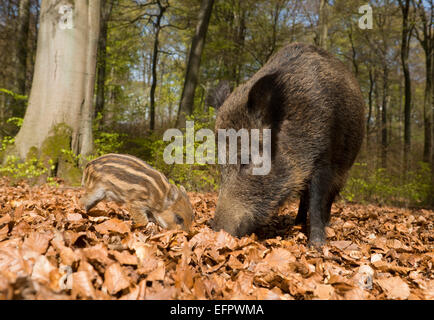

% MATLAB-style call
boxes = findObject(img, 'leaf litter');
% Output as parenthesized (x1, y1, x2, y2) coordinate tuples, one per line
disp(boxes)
(0, 178, 432, 300)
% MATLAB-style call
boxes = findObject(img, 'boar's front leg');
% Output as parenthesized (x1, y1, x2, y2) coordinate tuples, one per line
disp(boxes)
(295, 188, 309, 225)
(308, 167, 336, 246)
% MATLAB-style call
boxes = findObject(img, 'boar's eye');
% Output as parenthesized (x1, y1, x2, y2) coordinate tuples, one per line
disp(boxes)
(175, 214, 184, 225)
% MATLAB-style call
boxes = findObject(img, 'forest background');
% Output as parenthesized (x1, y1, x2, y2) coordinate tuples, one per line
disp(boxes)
(0, 0, 433, 208)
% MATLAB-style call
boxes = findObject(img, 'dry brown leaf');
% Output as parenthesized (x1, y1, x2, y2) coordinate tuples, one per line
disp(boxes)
(0, 247, 32, 280)
(313, 284, 335, 299)
(94, 218, 130, 235)
(0, 180, 432, 300)
(215, 230, 239, 251)
(71, 271, 96, 299)
(67, 213, 83, 222)
(111, 250, 138, 265)
(146, 260, 166, 281)
(330, 240, 352, 251)
(82, 243, 113, 265)
(344, 287, 371, 300)
(0, 214, 11, 225)
(31, 255, 56, 284)
(262, 248, 296, 275)
(104, 263, 130, 295)
(375, 277, 410, 300)
(0, 225, 8, 242)
(22, 232, 52, 257)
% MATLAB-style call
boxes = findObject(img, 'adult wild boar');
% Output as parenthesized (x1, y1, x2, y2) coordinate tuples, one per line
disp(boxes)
(212, 43, 365, 246)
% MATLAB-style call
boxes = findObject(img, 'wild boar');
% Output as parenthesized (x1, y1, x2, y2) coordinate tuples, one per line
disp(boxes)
(212, 42, 365, 246)
(80, 153, 193, 232)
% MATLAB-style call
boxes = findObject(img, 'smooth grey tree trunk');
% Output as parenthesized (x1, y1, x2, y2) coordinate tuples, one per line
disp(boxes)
(14, 0, 101, 159)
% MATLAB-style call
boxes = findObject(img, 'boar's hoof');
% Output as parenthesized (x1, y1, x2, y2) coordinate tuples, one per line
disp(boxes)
(294, 214, 306, 226)
(309, 228, 326, 248)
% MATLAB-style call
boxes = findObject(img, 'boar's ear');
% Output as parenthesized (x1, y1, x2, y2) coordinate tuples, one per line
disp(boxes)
(247, 73, 282, 127)
(206, 80, 232, 111)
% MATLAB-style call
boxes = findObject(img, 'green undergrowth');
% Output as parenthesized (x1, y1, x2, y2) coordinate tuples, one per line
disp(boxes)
(341, 161, 432, 207)
(1, 111, 432, 206)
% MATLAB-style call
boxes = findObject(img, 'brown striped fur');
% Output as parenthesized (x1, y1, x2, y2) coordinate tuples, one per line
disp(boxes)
(80, 153, 193, 231)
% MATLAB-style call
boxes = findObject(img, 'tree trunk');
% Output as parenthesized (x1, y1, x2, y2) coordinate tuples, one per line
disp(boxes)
(15, 0, 31, 96)
(318, 0, 328, 50)
(177, 0, 214, 127)
(348, 24, 359, 77)
(12, 0, 31, 118)
(95, 0, 113, 120)
(399, 0, 412, 174)
(149, 29, 158, 131)
(375, 73, 381, 168)
(423, 55, 432, 162)
(381, 66, 388, 169)
(149, 9, 164, 131)
(366, 68, 374, 150)
(431, 53, 434, 206)
(413, 0, 433, 164)
(14, 0, 101, 160)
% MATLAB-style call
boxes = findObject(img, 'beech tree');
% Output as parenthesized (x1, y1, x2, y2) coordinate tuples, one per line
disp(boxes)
(14, 0, 101, 162)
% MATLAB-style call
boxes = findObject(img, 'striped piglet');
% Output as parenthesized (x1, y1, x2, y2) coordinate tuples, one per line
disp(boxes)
(80, 153, 193, 231)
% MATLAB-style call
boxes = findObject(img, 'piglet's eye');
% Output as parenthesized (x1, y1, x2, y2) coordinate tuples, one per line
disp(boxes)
(175, 214, 184, 225)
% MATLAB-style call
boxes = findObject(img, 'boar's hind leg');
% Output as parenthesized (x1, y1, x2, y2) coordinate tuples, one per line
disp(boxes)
(324, 189, 338, 225)
(295, 188, 309, 225)
(308, 167, 336, 246)
(81, 187, 106, 212)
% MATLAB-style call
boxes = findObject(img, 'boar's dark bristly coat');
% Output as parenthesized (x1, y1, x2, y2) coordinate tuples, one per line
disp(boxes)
(213, 43, 365, 245)
(80, 153, 193, 231)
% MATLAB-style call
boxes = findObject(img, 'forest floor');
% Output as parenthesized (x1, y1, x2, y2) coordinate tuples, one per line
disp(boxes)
(0, 178, 432, 300)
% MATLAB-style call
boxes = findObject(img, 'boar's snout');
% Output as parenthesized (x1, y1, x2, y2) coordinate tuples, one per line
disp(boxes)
(212, 192, 256, 237)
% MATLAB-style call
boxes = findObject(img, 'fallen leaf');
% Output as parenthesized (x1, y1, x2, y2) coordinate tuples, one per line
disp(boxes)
(313, 284, 335, 299)
(104, 263, 130, 295)
(375, 277, 410, 300)
(71, 271, 96, 299)
(94, 218, 130, 235)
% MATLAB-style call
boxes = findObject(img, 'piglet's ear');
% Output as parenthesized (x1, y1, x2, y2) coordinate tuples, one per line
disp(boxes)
(164, 185, 179, 208)
(247, 72, 282, 127)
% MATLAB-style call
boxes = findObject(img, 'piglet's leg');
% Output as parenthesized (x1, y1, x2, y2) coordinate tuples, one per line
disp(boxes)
(80, 187, 106, 212)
